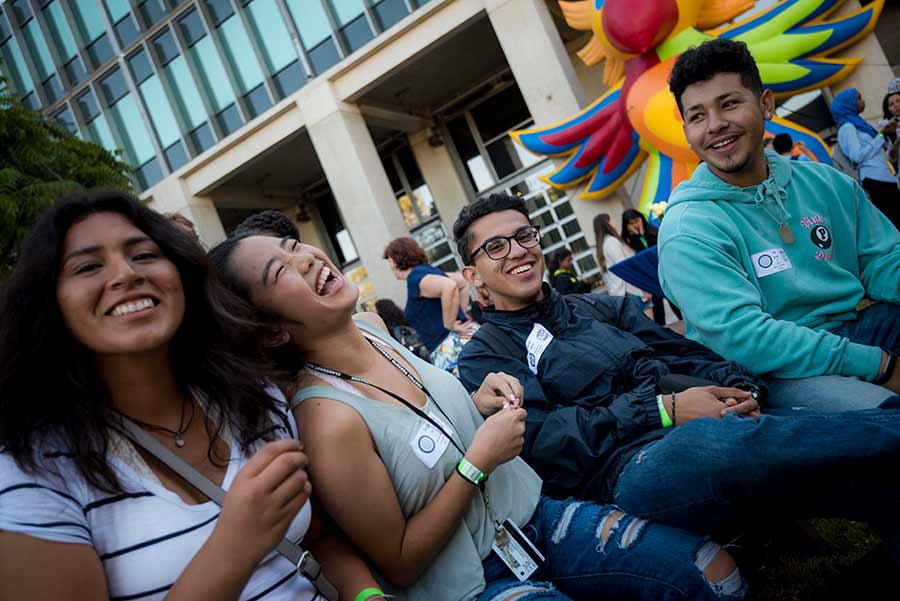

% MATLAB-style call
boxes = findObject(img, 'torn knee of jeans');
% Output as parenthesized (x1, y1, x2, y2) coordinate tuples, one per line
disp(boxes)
(488, 583, 556, 601)
(694, 540, 745, 597)
(593, 509, 625, 553)
(617, 516, 648, 549)
(550, 501, 587, 544)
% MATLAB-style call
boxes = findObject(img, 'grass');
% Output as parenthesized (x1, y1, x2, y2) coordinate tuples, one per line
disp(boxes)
(733, 519, 886, 600)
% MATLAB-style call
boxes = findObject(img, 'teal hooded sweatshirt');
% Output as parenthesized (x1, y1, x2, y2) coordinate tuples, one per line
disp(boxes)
(658, 149, 900, 380)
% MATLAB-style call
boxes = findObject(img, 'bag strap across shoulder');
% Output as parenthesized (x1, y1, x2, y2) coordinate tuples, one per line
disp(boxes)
(118, 417, 339, 601)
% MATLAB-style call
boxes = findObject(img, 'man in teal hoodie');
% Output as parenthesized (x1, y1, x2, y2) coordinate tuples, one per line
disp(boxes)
(658, 39, 900, 411)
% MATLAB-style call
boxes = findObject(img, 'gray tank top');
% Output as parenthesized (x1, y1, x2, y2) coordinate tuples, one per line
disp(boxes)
(292, 319, 542, 601)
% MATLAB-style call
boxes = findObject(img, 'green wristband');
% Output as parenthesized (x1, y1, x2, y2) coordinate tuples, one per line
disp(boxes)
(457, 457, 489, 486)
(355, 587, 385, 601)
(657, 394, 673, 428)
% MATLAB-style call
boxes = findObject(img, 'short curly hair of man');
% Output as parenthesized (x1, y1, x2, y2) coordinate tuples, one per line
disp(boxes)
(669, 38, 763, 116)
(232, 210, 300, 240)
(383, 237, 428, 271)
(453, 193, 530, 265)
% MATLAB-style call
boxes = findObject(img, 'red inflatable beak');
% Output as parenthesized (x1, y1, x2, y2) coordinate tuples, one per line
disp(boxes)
(602, 0, 679, 55)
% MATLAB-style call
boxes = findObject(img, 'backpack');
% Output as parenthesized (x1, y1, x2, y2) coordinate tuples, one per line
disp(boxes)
(830, 142, 860, 182)
(472, 294, 617, 364)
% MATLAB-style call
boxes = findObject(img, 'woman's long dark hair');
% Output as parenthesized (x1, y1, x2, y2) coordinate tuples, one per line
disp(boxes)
(621, 209, 658, 253)
(545, 247, 572, 275)
(374, 299, 408, 332)
(0, 192, 285, 493)
(592, 213, 621, 272)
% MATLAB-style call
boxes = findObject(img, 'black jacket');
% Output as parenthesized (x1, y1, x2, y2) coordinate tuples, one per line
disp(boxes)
(550, 269, 591, 295)
(624, 224, 658, 253)
(457, 286, 764, 503)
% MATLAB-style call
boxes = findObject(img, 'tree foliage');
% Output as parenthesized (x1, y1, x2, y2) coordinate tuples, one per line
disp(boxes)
(0, 71, 132, 276)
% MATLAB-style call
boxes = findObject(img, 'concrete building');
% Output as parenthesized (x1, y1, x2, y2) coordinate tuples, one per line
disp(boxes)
(2, 0, 897, 307)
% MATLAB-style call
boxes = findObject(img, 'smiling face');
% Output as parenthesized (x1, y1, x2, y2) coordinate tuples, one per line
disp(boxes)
(56, 212, 185, 357)
(681, 72, 774, 187)
(889, 94, 900, 117)
(627, 217, 644, 236)
(227, 235, 357, 341)
(461, 210, 544, 311)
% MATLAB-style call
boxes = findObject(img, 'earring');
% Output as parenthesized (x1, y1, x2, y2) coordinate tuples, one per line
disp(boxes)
(765, 112, 772, 119)
(279, 331, 291, 344)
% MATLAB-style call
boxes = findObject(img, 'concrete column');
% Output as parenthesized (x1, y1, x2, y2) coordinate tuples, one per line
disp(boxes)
(485, 0, 623, 239)
(298, 80, 408, 303)
(409, 129, 470, 234)
(146, 177, 227, 247)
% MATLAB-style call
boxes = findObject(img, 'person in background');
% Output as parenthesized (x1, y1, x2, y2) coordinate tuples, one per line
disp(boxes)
(546, 247, 592, 295)
(233, 210, 301, 240)
(772, 133, 810, 162)
(620, 209, 677, 325)
(593, 214, 651, 313)
(878, 78, 900, 175)
(0, 192, 382, 601)
(374, 299, 432, 363)
(166, 212, 200, 241)
(383, 237, 475, 373)
(831, 87, 899, 228)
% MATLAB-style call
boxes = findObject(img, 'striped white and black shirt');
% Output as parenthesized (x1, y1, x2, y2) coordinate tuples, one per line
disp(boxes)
(0, 399, 315, 601)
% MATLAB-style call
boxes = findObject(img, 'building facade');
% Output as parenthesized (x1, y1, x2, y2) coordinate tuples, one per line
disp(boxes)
(2, 0, 897, 307)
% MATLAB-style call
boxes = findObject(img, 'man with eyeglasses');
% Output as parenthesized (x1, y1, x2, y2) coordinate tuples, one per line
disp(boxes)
(452, 193, 900, 551)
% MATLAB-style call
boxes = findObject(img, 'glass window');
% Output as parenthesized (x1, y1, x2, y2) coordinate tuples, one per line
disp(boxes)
(216, 103, 242, 135)
(137, 75, 181, 148)
(104, 0, 131, 23)
(285, 0, 332, 50)
(164, 140, 189, 171)
(115, 15, 140, 48)
(217, 15, 264, 93)
(9, 0, 33, 26)
(85, 112, 118, 153)
(341, 14, 373, 52)
(42, 73, 64, 103)
(99, 68, 129, 106)
(472, 85, 531, 143)
(189, 36, 235, 112)
(69, 1, 107, 45)
(21, 91, 41, 110)
(108, 94, 156, 165)
(307, 38, 340, 75)
(0, 13, 11, 44)
(138, 0, 167, 27)
(329, 0, 365, 26)
(382, 156, 402, 192)
(244, 0, 297, 74)
(487, 136, 541, 180)
(372, 0, 409, 30)
(189, 122, 215, 153)
(243, 83, 271, 118)
(21, 21, 55, 81)
(0, 38, 35, 96)
(135, 157, 163, 189)
(53, 106, 78, 134)
(178, 9, 207, 47)
(153, 29, 180, 66)
(205, 0, 235, 26)
(42, 1, 77, 62)
(86, 34, 114, 68)
(128, 50, 154, 84)
(272, 60, 306, 98)
(63, 56, 87, 85)
(76, 89, 100, 121)
(162, 56, 209, 129)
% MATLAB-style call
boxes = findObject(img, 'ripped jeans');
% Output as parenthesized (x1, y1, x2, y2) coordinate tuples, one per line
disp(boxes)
(478, 496, 746, 601)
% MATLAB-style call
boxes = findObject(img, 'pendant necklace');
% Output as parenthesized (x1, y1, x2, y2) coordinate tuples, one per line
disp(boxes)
(760, 201, 795, 244)
(120, 392, 195, 448)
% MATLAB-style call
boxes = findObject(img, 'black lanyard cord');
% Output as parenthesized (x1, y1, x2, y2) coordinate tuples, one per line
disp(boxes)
(305, 339, 467, 457)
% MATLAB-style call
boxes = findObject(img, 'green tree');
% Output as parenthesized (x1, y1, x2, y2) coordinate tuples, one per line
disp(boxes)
(0, 69, 132, 276)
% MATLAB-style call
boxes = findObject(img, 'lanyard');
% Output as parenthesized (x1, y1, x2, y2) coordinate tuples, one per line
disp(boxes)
(305, 339, 466, 457)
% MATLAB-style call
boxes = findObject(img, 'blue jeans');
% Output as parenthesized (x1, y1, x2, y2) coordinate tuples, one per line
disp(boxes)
(612, 401, 900, 558)
(478, 497, 746, 601)
(766, 302, 900, 411)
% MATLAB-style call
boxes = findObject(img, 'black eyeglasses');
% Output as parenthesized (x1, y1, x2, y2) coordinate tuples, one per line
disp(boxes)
(469, 225, 541, 263)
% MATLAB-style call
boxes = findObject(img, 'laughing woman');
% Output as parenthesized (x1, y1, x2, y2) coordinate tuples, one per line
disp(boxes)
(210, 232, 747, 601)
(0, 193, 381, 601)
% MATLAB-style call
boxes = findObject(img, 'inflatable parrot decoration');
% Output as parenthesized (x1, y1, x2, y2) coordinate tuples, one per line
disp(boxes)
(511, 0, 885, 216)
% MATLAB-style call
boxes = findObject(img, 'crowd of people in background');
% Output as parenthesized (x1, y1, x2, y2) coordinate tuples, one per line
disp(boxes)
(2, 38, 900, 601)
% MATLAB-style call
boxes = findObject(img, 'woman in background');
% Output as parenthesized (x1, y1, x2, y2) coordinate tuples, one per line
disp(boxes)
(593, 214, 650, 314)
